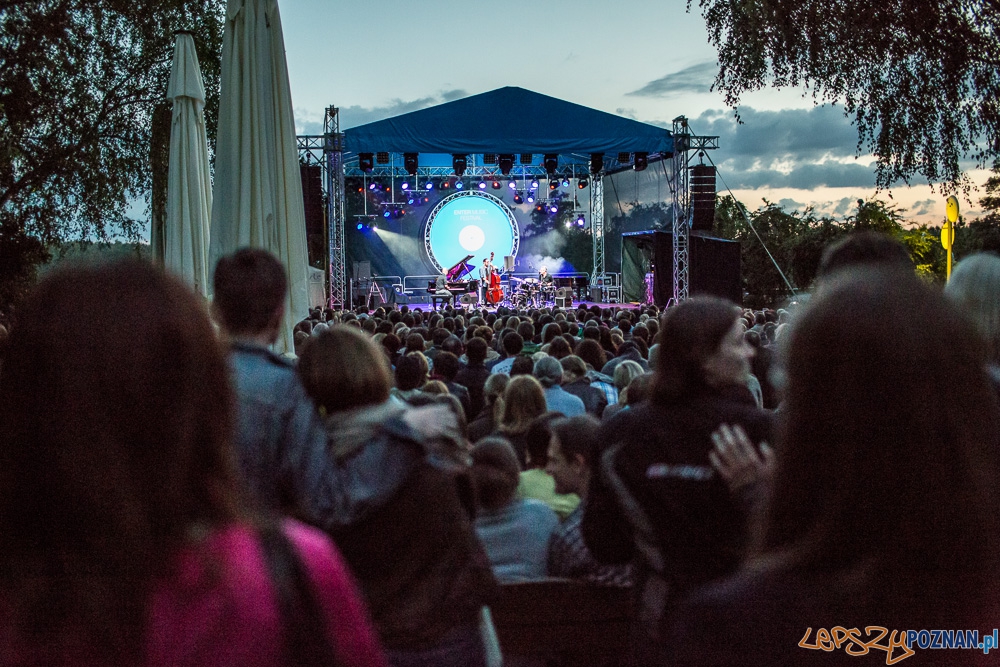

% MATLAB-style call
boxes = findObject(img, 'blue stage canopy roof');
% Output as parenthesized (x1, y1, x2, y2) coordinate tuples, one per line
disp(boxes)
(343, 87, 673, 155)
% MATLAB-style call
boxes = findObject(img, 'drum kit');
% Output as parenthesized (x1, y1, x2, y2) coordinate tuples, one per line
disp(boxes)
(508, 277, 555, 308)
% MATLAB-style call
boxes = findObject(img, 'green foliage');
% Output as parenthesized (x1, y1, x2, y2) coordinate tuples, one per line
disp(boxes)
(694, 0, 1000, 193)
(0, 219, 49, 308)
(0, 0, 225, 307)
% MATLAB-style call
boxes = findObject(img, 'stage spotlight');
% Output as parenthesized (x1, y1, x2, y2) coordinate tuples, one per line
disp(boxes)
(535, 204, 545, 212)
(404, 153, 418, 175)
(455, 179, 464, 189)
(498, 154, 515, 175)
(576, 213, 586, 227)
(384, 185, 391, 193)
(578, 176, 588, 189)
(513, 192, 524, 204)
(634, 152, 648, 171)
(394, 208, 405, 219)
(424, 180, 434, 190)
(358, 153, 374, 172)
(565, 221, 573, 229)
(590, 153, 604, 174)
(530, 178, 539, 189)
(407, 196, 415, 205)
(549, 179, 558, 191)
(561, 177, 570, 188)
(452, 154, 468, 176)
(383, 209, 391, 218)
(543, 154, 558, 174)
(441, 179, 451, 189)
(356, 222, 363, 230)
(526, 192, 535, 203)
(401, 181, 410, 190)
(368, 181, 378, 191)
(491, 179, 501, 190)
(617, 152, 631, 163)
(508, 179, 517, 190)
(478, 179, 487, 190)
(356, 185, 364, 193)
(549, 204, 558, 213)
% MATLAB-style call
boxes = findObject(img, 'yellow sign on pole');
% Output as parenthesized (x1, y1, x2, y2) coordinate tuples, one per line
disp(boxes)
(944, 195, 959, 280)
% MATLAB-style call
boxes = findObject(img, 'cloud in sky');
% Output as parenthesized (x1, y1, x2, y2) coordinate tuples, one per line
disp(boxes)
(686, 105, 886, 191)
(294, 90, 470, 134)
(628, 61, 718, 97)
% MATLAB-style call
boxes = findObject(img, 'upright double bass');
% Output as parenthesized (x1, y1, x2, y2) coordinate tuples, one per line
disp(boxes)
(485, 252, 503, 305)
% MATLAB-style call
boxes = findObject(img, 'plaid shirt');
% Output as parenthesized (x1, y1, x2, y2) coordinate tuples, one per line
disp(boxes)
(547, 506, 633, 587)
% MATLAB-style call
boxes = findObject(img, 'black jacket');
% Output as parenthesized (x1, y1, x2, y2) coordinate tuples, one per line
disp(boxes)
(583, 384, 772, 595)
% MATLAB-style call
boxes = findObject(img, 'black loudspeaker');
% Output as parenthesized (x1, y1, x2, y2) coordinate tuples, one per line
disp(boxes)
(589, 286, 604, 303)
(555, 296, 572, 308)
(691, 165, 717, 231)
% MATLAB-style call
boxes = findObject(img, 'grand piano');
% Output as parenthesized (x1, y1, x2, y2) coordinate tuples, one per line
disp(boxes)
(428, 254, 479, 306)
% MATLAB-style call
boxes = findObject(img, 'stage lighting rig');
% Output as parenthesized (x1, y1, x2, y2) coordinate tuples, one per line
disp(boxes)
(549, 178, 559, 191)
(513, 192, 524, 204)
(478, 178, 488, 190)
(452, 154, 468, 176)
(578, 176, 589, 189)
(526, 192, 535, 203)
(617, 152, 631, 163)
(561, 177, 570, 188)
(520, 153, 533, 165)
(404, 153, 419, 175)
(424, 180, 434, 190)
(576, 213, 586, 227)
(358, 153, 374, 172)
(455, 179, 464, 189)
(634, 152, 648, 171)
(543, 154, 558, 174)
(368, 180, 379, 191)
(508, 179, 517, 190)
(530, 178, 539, 190)
(498, 154, 515, 175)
(491, 179, 501, 190)
(401, 181, 410, 190)
(590, 153, 604, 174)
(376, 152, 390, 165)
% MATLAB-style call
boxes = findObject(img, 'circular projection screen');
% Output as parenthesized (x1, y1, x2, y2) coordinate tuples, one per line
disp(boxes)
(424, 191, 519, 273)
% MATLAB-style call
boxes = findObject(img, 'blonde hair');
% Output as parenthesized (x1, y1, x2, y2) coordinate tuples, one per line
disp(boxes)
(499, 375, 547, 435)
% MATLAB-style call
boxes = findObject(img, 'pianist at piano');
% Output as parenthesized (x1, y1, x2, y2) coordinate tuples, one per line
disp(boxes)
(433, 271, 454, 309)
(427, 254, 479, 308)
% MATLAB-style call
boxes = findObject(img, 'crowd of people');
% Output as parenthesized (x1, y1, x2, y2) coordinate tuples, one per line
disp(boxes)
(0, 232, 998, 666)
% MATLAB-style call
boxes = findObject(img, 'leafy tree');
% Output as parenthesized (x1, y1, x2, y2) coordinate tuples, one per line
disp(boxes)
(694, 0, 1000, 192)
(0, 0, 225, 305)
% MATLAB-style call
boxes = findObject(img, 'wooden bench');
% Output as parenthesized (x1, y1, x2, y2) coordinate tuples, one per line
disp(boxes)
(490, 579, 635, 667)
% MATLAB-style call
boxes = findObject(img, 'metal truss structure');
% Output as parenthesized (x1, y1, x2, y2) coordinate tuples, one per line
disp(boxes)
(590, 175, 606, 285)
(296, 106, 347, 308)
(669, 116, 719, 305)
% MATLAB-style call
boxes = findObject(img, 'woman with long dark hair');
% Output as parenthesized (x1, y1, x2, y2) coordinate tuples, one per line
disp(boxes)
(0, 261, 384, 667)
(581, 297, 771, 655)
(668, 269, 1000, 665)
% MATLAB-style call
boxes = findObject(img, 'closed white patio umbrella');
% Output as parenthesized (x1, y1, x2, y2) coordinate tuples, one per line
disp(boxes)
(164, 31, 212, 299)
(210, 0, 310, 354)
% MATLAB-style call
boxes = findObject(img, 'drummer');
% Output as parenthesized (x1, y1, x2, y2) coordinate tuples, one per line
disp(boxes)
(539, 265, 554, 286)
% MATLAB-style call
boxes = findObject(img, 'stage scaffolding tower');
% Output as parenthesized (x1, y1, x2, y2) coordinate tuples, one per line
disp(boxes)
(295, 105, 346, 309)
(590, 174, 605, 287)
(670, 116, 719, 304)
(325, 106, 346, 308)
